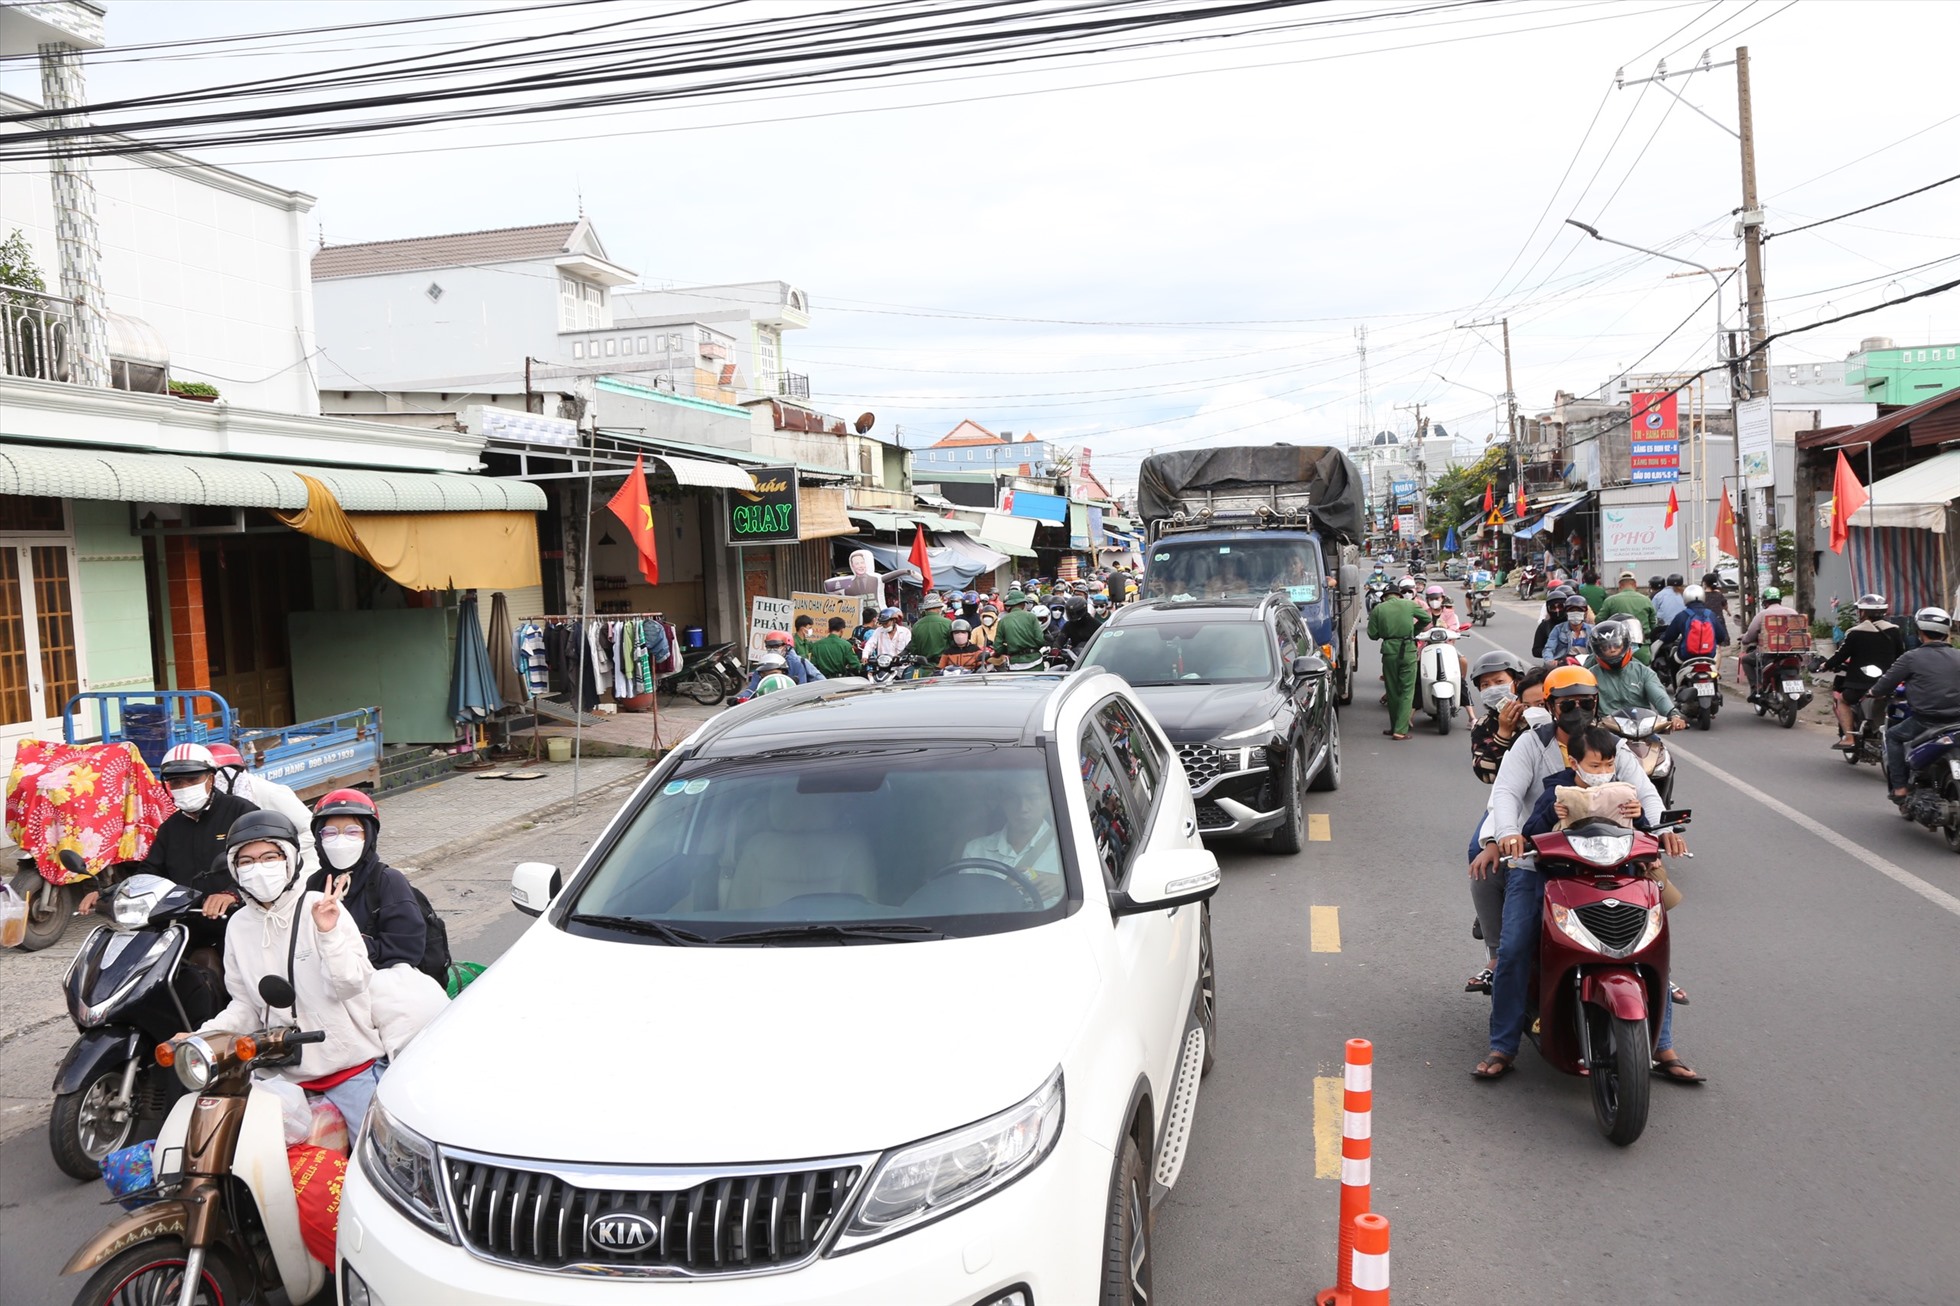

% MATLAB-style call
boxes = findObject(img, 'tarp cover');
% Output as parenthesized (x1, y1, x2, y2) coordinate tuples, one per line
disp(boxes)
(276, 475, 542, 590)
(1137, 445, 1363, 543)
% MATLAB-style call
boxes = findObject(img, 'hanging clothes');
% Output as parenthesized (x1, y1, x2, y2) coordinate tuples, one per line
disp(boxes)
(517, 622, 549, 696)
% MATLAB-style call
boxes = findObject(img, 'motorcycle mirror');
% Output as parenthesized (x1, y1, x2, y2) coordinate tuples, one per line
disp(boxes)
(258, 975, 297, 1010)
(1658, 809, 1692, 826)
(57, 849, 88, 877)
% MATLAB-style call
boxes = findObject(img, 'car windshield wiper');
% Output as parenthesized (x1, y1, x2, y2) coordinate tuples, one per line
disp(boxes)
(566, 913, 708, 946)
(710, 922, 946, 945)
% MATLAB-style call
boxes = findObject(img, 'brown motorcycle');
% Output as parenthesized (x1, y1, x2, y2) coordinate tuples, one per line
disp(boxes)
(61, 975, 330, 1306)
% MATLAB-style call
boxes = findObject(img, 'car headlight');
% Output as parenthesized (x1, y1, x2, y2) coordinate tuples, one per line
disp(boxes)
(1564, 833, 1633, 866)
(174, 1036, 215, 1090)
(833, 1068, 1064, 1252)
(1215, 717, 1276, 743)
(361, 1101, 452, 1236)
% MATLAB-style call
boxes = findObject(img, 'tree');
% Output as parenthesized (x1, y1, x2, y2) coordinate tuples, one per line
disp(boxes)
(1422, 445, 1510, 542)
(0, 229, 47, 304)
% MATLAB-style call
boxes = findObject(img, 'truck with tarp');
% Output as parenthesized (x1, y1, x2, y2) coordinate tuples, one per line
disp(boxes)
(1136, 445, 1366, 704)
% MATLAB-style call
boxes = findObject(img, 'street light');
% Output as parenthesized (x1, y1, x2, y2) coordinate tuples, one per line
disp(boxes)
(1433, 374, 1505, 446)
(1563, 219, 1728, 350)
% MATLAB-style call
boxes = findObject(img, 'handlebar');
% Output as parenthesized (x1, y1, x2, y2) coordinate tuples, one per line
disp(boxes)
(287, 1029, 327, 1047)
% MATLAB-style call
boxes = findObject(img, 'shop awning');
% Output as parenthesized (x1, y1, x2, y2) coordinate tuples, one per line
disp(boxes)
(846, 509, 976, 535)
(1848, 449, 1960, 532)
(798, 486, 855, 541)
(1511, 494, 1589, 537)
(972, 510, 1038, 558)
(0, 442, 546, 512)
(275, 475, 541, 590)
(648, 453, 756, 492)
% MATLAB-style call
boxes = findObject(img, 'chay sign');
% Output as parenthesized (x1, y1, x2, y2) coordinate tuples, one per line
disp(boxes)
(1601, 504, 1679, 562)
(727, 466, 800, 544)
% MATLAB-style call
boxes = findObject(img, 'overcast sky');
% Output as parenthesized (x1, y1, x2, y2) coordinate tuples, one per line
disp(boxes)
(7, 0, 1956, 493)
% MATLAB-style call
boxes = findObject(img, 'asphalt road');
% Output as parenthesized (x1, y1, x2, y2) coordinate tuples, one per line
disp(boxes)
(6, 606, 1959, 1304)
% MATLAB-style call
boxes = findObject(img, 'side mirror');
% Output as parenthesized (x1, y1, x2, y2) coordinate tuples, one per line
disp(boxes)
(511, 862, 563, 918)
(57, 849, 87, 878)
(258, 975, 296, 1009)
(1112, 846, 1221, 916)
(1292, 655, 1329, 679)
(1338, 563, 1360, 599)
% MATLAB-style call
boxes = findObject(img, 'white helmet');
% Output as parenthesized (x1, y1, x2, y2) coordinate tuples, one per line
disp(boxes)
(1032, 604, 1050, 620)
(1682, 584, 1705, 603)
(158, 742, 217, 781)
(1915, 606, 1951, 635)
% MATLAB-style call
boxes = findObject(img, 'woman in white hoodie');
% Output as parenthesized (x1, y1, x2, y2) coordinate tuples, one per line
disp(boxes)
(193, 809, 389, 1137)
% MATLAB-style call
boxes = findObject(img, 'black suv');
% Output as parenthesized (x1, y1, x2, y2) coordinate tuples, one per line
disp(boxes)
(1076, 595, 1338, 852)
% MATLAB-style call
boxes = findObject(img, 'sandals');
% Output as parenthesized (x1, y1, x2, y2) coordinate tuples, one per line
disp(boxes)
(1651, 1056, 1706, 1084)
(1669, 983, 1689, 1005)
(1465, 968, 1493, 994)
(1381, 730, 1410, 740)
(1471, 1051, 1514, 1080)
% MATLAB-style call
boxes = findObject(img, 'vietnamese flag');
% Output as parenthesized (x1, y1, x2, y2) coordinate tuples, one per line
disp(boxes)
(1515, 483, 1528, 518)
(1831, 449, 1869, 554)
(908, 526, 933, 591)
(605, 454, 659, 585)
(1483, 481, 1495, 513)
(1715, 488, 1738, 558)
(1664, 485, 1679, 528)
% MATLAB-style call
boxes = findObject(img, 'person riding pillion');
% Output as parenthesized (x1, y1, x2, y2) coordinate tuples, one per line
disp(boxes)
(305, 789, 426, 972)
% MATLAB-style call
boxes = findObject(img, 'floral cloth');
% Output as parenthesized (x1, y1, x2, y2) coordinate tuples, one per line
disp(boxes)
(5, 740, 171, 883)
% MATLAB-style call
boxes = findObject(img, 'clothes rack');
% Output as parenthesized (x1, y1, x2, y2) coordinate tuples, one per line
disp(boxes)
(515, 612, 673, 771)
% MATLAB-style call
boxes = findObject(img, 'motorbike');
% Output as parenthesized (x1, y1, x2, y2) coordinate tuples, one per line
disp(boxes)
(659, 641, 741, 705)
(1604, 708, 1678, 806)
(1417, 627, 1465, 735)
(50, 859, 229, 1180)
(1516, 565, 1545, 600)
(1518, 812, 1691, 1146)
(62, 985, 331, 1306)
(1467, 587, 1494, 626)
(1838, 665, 1888, 768)
(1896, 724, 1960, 852)
(870, 653, 935, 683)
(1753, 649, 1813, 729)
(8, 855, 100, 952)
(1672, 655, 1722, 730)
(1364, 580, 1390, 613)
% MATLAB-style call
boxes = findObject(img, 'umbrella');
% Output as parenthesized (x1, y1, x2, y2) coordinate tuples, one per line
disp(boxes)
(1443, 525, 1459, 553)
(486, 591, 525, 706)
(449, 594, 504, 724)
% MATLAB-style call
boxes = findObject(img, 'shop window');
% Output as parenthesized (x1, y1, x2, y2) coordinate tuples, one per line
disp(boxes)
(0, 497, 65, 533)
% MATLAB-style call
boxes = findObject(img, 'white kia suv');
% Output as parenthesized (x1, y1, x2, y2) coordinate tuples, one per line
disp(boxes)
(339, 671, 1220, 1306)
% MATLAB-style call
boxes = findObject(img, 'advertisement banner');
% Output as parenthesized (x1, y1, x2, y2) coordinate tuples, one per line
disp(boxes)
(749, 596, 794, 655)
(1391, 479, 1418, 501)
(727, 466, 801, 545)
(790, 591, 865, 637)
(1628, 391, 1679, 485)
(1737, 396, 1774, 485)
(1601, 504, 1680, 562)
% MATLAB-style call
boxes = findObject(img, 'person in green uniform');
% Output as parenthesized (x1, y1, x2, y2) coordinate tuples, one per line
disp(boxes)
(909, 594, 954, 660)
(1597, 569, 1660, 664)
(808, 616, 863, 678)
(1368, 585, 1431, 738)
(995, 590, 1048, 665)
(792, 614, 820, 662)
(1575, 570, 1609, 615)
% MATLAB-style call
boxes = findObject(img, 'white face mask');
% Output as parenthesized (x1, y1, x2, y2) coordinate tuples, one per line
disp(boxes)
(1523, 705, 1554, 727)
(170, 783, 209, 814)
(320, 831, 366, 871)
(235, 858, 291, 904)
(1574, 767, 1615, 787)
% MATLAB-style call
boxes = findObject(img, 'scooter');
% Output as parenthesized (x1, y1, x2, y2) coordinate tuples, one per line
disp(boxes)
(1517, 565, 1545, 600)
(1896, 724, 1960, 852)
(50, 860, 227, 1180)
(1364, 580, 1390, 613)
(1672, 655, 1722, 730)
(659, 641, 741, 705)
(1467, 587, 1494, 626)
(1839, 666, 1888, 768)
(1520, 812, 1690, 1146)
(62, 986, 330, 1306)
(1418, 627, 1465, 736)
(1753, 650, 1812, 729)
(1604, 708, 1678, 806)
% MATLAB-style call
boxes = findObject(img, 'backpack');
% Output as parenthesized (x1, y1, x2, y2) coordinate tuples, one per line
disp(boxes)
(363, 870, 452, 987)
(1684, 612, 1716, 657)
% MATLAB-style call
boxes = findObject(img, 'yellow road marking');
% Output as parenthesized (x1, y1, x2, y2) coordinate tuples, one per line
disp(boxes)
(1307, 812, 1332, 841)
(1310, 905, 1341, 952)
(1314, 1076, 1343, 1178)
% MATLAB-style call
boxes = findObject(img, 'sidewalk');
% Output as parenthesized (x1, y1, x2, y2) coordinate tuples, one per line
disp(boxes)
(509, 696, 726, 758)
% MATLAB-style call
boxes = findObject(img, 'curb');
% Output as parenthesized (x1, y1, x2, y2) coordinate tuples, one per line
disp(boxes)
(391, 768, 651, 876)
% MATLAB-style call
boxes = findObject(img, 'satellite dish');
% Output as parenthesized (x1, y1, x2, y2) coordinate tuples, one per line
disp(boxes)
(854, 412, 876, 434)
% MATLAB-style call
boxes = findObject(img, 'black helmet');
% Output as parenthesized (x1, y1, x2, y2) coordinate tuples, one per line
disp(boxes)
(1592, 620, 1633, 667)
(950, 619, 972, 634)
(1564, 593, 1589, 612)
(1648, 576, 1665, 590)
(1666, 573, 1685, 587)
(1469, 650, 1526, 684)
(1068, 597, 1089, 615)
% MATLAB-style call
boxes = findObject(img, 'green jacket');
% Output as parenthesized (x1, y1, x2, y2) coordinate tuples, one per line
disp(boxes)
(808, 634, 862, 679)
(1583, 655, 1676, 717)
(1577, 584, 1609, 612)
(1598, 588, 1658, 631)
(1366, 596, 1432, 643)
(794, 633, 819, 661)
(995, 610, 1047, 656)
(910, 613, 954, 660)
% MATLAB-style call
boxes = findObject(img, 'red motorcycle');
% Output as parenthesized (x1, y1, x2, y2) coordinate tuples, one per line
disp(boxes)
(1523, 812, 1690, 1146)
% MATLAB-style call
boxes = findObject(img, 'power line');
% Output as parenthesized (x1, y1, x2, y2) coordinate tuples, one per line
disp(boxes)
(1767, 172, 1960, 243)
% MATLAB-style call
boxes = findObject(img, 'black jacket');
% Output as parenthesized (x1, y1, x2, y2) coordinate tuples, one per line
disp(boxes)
(1824, 622, 1906, 688)
(138, 790, 260, 898)
(1060, 615, 1103, 651)
(1871, 641, 1960, 723)
(1531, 615, 1561, 660)
(307, 843, 426, 970)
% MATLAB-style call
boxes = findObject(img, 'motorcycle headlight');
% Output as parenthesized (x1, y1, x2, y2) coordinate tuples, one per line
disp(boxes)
(174, 1036, 216, 1091)
(1635, 904, 1665, 954)
(113, 885, 160, 929)
(361, 1101, 452, 1237)
(1564, 833, 1634, 867)
(833, 1068, 1063, 1252)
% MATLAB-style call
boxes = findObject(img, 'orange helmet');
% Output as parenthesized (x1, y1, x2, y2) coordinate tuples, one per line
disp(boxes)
(1543, 665, 1599, 699)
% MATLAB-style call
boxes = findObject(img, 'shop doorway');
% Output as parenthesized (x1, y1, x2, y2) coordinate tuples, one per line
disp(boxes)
(742, 548, 775, 637)
(198, 534, 314, 728)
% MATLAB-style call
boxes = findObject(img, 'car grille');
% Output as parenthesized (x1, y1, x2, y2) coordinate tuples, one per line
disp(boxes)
(1194, 800, 1233, 831)
(1177, 743, 1233, 788)
(443, 1153, 868, 1277)
(1574, 902, 1648, 954)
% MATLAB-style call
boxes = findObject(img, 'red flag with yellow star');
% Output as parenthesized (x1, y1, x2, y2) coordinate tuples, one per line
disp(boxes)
(606, 454, 659, 585)
(1664, 484, 1679, 528)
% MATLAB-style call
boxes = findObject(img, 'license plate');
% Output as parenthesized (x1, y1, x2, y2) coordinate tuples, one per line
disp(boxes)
(1782, 680, 1805, 695)
(1695, 684, 1715, 697)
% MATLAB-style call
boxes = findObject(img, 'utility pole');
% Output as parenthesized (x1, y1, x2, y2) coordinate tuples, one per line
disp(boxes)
(1736, 45, 1776, 614)
(1455, 316, 1521, 566)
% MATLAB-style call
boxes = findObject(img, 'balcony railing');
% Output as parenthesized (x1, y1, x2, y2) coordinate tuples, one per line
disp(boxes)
(1, 287, 74, 383)
(770, 371, 811, 399)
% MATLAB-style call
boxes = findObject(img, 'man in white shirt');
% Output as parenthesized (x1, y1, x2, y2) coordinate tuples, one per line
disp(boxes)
(863, 607, 913, 664)
(962, 774, 1064, 906)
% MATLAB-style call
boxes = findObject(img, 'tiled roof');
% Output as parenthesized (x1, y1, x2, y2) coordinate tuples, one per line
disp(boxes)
(311, 222, 578, 280)
(933, 419, 1004, 448)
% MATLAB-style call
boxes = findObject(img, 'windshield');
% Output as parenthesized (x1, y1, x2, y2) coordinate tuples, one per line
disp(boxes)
(567, 745, 1073, 941)
(1081, 620, 1276, 686)
(1144, 538, 1322, 604)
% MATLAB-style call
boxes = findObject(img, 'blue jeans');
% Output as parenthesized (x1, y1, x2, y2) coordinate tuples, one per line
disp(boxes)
(1489, 866, 1676, 1057)
(317, 1060, 387, 1143)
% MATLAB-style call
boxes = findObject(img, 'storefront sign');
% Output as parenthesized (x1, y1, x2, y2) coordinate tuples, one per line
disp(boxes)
(1601, 504, 1679, 562)
(749, 596, 794, 655)
(1391, 479, 1418, 500)
(728, 466, 800, 544)
(1628, 391, 1679, 484)
(791, 591, 865, 635)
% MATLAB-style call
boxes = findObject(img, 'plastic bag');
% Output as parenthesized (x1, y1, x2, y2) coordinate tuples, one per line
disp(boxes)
(259, 1078, 348, 1152)
(101, 1140, 160, 1210)
(287, 1144, 348, 1267)
(445, 961, 487, 997)
(308, 1098, 349, 1154)
(370, 962, 449, 1057)
(0, 880, 27, 949)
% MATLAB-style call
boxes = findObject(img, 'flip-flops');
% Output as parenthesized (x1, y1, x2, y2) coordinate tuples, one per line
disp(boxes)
(1651, 1057, 1706, 1085)
(1471, 1052, 1514, 1080)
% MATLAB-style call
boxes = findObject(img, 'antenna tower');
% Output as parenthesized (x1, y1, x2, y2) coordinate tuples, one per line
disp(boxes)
(1355, 325, 1373, 442)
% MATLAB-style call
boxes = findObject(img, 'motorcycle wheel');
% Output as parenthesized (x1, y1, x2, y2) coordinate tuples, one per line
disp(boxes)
(1778, 701, 1799, 729)
(1943, 783, 1960, 853)
(1435, 700, 1452, 736)
(1584, 1007, 1652, 1147)
(49, 1064, 137, 1180)
(70, 1238, 244, 1306)
(1695, 706, 1712, 731)
(9, 867, 73, 952)
(680, 671, 724, 706)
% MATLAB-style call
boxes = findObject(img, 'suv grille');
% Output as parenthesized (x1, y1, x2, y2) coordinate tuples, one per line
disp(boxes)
(1193, 800, 1232, 831)
(1177, 743, 1231, 788)
(443, 1153, 868, 1277)
(1574, 902, 1648, 954)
